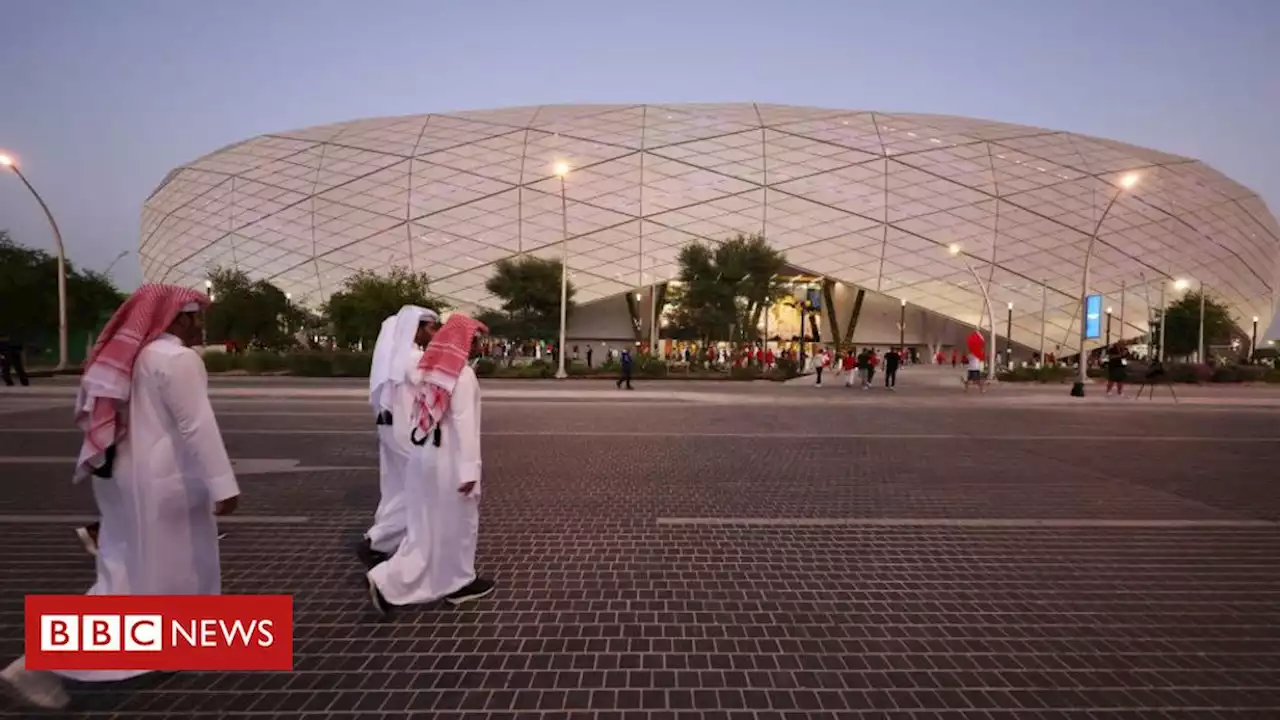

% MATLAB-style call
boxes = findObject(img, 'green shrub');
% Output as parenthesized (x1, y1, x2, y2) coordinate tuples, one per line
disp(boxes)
(1264, 369, 1280, 384)
(1163, 363, 1213, 384)
(773, 357, 800, 379)
(240, 351, 287, 375)
(635, 356, 668, 378)
(473, 358, 497, 377)
(517, 360, 554, 378)
(331, 351, 373, 377)
(201, 352, 239, 373)
(565, 360, 593, 377)
(1208, 364, 1269, 383)
(729, 365, 762, 381)
(997, 365, 1075, 383)
(286, 351, 334, 377)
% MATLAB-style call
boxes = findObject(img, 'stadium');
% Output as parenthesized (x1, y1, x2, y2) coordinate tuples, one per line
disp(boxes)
(139, 103, 1280, 356)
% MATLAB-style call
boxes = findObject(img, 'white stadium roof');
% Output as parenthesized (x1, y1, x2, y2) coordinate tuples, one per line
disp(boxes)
(141, 103, 1279, 352)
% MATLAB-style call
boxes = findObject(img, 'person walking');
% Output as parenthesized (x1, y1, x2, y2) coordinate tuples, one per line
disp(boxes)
(358, 306, 439, 568)
(964, 352, 986, 393)
(616, 349, 634, 390)
(0, 333, 29, 387)
(367, 314, 495, 614)
(841, 350, 857, 387)
(884, 347, 902, 390)
(1105, 344, 1128, 397)
(2, 284, 239, 710)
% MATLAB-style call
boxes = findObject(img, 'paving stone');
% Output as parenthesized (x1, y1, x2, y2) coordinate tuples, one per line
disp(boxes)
(0, 395, 1277, 717)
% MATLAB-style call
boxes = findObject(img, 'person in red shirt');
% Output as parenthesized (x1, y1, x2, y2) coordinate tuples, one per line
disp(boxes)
(842, 350, 857, 386)
(950, 349, 959, 367)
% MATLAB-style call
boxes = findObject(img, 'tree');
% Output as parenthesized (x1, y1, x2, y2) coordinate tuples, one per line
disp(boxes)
(324, 268, 448, 349)
(0, 231, 126, 361)
(667, 233, 789, 341)
(204, 267, 302, 350)
(1153, 291, 1236, 359)
(483, 256, 575, 341)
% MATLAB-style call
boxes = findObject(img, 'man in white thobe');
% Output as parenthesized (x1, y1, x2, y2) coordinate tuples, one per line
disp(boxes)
(366, 313, 494, 613)
(357, 305, 439, 568)
(0, 284, 239, 710)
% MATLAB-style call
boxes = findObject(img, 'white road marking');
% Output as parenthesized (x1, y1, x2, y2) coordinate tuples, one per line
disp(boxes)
(0, 514, 309, 524)
(657, 517, 1279, 528)
(0, 457, 375, 472)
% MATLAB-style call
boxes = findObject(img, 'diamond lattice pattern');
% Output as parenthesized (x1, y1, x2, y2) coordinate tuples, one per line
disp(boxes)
(140, 104, 1280, 353)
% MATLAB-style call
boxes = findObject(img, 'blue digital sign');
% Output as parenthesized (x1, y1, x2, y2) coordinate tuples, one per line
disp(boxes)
(806, 288, 822, 311)
(1084, 295, 1103, 340)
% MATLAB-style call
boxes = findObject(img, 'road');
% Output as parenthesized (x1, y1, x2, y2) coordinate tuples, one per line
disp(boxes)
(1, 380, 1278, 718)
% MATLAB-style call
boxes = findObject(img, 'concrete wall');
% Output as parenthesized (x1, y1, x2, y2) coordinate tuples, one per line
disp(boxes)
(566, 293, 637, 344)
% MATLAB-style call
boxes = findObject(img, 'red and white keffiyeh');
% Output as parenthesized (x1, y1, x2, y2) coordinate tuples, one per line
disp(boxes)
(74, 283, 211, 482)
(414, 314, 487, 434)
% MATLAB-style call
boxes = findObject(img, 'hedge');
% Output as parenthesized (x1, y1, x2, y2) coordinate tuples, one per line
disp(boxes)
(201, 350, 372, 377)
(201, 351, 796, 380)
(998, 361, 1280, 384)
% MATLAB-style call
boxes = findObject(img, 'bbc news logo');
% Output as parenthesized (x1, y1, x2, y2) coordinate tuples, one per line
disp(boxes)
(25, 595, 292, 671)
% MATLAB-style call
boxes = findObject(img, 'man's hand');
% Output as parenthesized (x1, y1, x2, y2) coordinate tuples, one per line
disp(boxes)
(214, 495, 239, 516)
(458, 481, 476, 497)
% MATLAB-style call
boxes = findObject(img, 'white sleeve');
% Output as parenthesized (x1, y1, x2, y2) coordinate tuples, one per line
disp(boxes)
(391, 381, 417, 455)
(160, 351, 239, 503)
(448, 368, 483, 488)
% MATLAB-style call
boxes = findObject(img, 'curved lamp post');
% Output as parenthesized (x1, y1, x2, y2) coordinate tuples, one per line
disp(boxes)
(104, 250, 130, 277)
(0, 153, 69, 370)
(947, 243, 997, 380)
(1071, 173, 1139, 397)
(1252, 316, 1259, 362)
(553, 161, 571, 380)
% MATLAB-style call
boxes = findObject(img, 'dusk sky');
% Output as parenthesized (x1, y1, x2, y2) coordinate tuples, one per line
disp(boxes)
(1, 0, 1276, 292)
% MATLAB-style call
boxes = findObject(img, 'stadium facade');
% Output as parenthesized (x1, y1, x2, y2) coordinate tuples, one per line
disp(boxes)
(140, 104, 1280, 356)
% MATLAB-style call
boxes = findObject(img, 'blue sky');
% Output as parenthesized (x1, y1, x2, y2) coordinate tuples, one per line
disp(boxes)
(1, 0, 1276, 291)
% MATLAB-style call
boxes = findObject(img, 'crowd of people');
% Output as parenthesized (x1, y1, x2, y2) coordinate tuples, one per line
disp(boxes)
(0, 285, 494, 710)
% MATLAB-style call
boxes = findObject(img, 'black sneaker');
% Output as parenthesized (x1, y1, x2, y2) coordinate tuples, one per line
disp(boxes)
(355, 537, 390, 569)
(445, 577, 495, 606)
(365, 574, 390, 616)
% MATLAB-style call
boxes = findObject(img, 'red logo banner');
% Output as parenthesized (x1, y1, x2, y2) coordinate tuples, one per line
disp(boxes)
(24, 595, 293, 672)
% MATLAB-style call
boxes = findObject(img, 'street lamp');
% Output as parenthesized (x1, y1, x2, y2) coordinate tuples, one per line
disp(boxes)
(1105, 306, 1113, 347)
(1038, 280, 1048, 366)
(898, 297, 906, 349)
(0, 153, 69, 370)
(1006, 301, 1014, 369)
(553, 161, 571, 380)
(1072, 172, 1138, 397)
(104, 250, 130, 277)
(948, 243, 997, 380)
(1251, 316, 1259, 362)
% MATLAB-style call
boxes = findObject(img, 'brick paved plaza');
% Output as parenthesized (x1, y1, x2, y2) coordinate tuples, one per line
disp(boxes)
(1, 378, 1278, 718)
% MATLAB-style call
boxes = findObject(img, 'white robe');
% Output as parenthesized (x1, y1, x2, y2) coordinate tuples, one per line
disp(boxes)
(60, 334, 239, 682)
(365, 373, 420, 554)
(370, 365, 483, 605)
